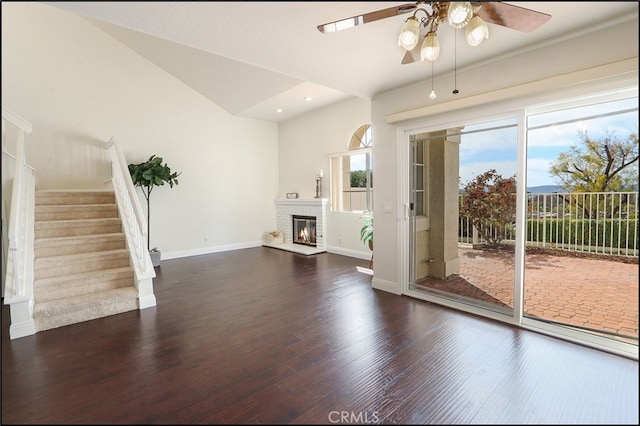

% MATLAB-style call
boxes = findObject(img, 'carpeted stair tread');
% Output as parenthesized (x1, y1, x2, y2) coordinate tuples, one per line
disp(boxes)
(35, 276, 135, 304)
(35, 218, 122, 238)
(33, 287, 138, 332)
(34, 266, 134, 293)
(35, 233, 126, 257)
(35, 232, 126, 248)
(34, 247, 130, 265)
(34, 249, 131, 279)
(35, 204, 119, 221)
(35, 190, 116, 206)
(34, 286, 137, 318)
(35, 217, 122, 229)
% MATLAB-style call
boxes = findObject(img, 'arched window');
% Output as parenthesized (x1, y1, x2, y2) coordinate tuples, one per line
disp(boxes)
(330, 124, 373, 212)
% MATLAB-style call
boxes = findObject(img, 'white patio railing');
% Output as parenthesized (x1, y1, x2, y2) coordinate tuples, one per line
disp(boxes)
(459, 191, 639, 257)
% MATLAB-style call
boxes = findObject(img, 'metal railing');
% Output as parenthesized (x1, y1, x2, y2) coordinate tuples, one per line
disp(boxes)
(459, 191, 639, 257)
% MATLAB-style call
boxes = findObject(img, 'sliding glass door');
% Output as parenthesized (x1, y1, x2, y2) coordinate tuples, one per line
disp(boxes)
(403, 87, 638, 355)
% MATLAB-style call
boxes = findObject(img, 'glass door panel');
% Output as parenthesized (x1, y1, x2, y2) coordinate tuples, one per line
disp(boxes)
(409, 119, 518, 316)
(525, 96, 639, 344)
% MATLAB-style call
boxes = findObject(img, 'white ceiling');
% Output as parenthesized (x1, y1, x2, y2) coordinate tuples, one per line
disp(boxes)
(45, 2, 638, 123)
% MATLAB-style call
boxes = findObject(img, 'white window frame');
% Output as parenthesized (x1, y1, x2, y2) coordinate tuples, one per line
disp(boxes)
(329, 125, 373, 213)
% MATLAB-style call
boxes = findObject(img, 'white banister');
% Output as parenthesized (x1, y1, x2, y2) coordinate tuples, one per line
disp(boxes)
(2, 106, 36, 339)
(2, 107, 32, 137)
(8, 130, 26, 293)
(104, 137, 156, 309)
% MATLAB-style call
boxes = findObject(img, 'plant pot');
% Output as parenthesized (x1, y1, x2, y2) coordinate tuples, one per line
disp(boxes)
(150, 249, 162, 267)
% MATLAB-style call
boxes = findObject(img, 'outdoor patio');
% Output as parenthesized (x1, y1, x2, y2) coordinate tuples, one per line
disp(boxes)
(417, 245, 639, 342)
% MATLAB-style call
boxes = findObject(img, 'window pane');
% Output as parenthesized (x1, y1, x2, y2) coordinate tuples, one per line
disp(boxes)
(525, 95, 639, 343)
(331, 123, 374, 212)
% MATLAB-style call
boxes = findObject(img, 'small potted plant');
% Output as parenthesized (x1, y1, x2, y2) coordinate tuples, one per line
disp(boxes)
(360, 214, 373, 269)
(128, 155, 181, 267)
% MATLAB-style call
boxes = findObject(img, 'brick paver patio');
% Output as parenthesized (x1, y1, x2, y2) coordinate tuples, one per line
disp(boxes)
(417, 246, 639, 340)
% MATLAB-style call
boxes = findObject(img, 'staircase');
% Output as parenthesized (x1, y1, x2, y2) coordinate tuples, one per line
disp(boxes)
(33, 189, 139, 332)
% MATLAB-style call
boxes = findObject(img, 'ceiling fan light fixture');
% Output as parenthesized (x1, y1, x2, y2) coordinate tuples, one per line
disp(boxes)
(318, 1, 551, 67)
(465, 15, 489, 46)
(447, 2, 473, 29)
(398, 16, 420, 50)
(420, 31, 440, 62)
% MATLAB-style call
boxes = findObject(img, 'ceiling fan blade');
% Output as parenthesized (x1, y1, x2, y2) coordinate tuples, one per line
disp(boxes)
(318, 3, 418, 33)
(476, 2, 551, 33)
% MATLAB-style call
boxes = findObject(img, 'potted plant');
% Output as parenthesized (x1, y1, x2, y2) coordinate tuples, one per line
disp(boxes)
(128, 155, 181, 267)
(360, 214, 373, 269)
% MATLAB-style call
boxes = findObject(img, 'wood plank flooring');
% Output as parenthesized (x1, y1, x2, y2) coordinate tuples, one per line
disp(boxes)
(2, 247, 638, 424)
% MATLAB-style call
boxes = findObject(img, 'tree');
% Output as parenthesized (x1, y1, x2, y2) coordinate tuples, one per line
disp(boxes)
(128, 155, 181, 250)
(459, 169, 516, 247)
(549, 129, 638, 218)
(351, 170, 368, 187)
(549, 129, 638, 193)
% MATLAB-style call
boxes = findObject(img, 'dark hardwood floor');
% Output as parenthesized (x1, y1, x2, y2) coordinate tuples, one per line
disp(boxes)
(2, 247, 638, 424)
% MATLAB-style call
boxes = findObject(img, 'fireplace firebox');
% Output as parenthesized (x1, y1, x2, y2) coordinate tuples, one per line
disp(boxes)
(292, 215, 317, 247)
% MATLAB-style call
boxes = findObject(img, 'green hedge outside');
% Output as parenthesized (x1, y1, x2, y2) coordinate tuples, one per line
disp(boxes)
(525, 218, 639, 248)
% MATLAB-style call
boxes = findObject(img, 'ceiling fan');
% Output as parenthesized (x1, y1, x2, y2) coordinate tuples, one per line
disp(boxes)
(317, 2, 551, 65)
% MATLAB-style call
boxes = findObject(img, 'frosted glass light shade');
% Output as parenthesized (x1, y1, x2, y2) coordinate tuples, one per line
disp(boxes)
(398, 17, 420, 50)
(420, 32, 440, 61)
(465, 15, 489, 46)
(447, 2, 473, 29)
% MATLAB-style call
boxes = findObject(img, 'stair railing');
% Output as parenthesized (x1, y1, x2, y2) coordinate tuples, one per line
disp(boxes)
(104, 137, 157, 309)
(2, 106, 36, 339)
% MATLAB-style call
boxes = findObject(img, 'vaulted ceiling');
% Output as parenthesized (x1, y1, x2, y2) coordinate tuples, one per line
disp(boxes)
(46, 2, 638, 122)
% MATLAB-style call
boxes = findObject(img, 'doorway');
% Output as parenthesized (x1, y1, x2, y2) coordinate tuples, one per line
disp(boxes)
(407, 119, 518, 316)
(399, 89, 638, 358)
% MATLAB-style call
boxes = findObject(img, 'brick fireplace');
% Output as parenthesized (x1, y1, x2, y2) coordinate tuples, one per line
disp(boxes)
(265, 198, 328, 255)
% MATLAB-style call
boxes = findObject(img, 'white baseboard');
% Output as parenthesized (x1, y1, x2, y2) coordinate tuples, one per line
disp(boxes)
(10, 321, 36, 339)
(326, 245, 371, 261)
(162, 241, 262, 260)
(356, 266, 373, 275)
(372, 277, 401, 295)
(138, 294, 157, 309)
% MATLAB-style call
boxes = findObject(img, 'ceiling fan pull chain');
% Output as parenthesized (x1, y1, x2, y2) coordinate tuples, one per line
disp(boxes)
(429, 60, 437, 100)
(453, 28, 459, 95)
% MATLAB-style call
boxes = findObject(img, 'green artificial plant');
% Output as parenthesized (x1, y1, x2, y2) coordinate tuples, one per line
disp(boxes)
(360, 214, 373, 269)
(128, 155, 181, 250)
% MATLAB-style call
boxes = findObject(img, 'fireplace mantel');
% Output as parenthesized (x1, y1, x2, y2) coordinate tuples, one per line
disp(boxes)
(274, 198, 328, 207)
(266, 198, 328, 255)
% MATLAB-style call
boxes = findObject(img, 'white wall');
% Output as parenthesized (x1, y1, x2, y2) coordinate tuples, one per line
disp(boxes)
(278, 97, 372, 259)
(369, 16, 639, 294)
(4, 3, 636, 277)
(1, 2, 279, 259)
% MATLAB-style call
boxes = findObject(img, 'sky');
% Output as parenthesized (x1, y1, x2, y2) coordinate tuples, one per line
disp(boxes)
(347, 95, 638, 190)
(458, 96, 638, 189)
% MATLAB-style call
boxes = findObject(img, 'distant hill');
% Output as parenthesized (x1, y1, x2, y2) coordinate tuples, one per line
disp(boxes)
(526, 185, 564, 193)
